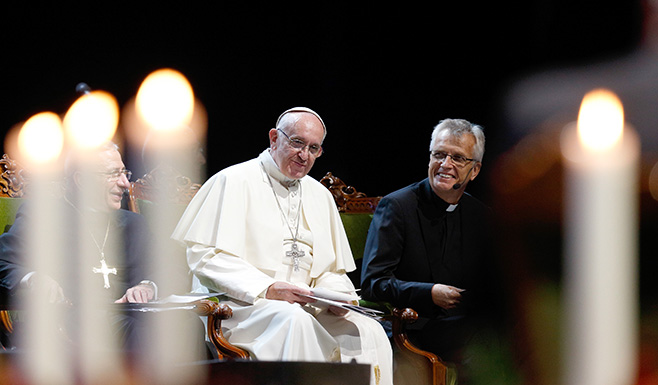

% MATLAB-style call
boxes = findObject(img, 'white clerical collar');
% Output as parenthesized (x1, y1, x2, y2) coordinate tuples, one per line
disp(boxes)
(259, 149, 298, 187)
(446, 204, 458, 212)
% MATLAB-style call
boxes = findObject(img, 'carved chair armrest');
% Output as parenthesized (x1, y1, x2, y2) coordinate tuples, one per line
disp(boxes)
(359, 301, 448, 384)
(390, 307, 448, 385)
(1, 310, 13, 334)
(192, 299, 249, 360)
(359, 299, 440, 363)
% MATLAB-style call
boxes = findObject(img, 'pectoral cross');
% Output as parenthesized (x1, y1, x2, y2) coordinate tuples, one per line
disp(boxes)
(286, 243, 305, 272)
(92, 259, 117, 289)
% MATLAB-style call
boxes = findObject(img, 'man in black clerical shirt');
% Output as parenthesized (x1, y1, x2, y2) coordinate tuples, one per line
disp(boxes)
(0, 142, 162, 352)
(361, 118, 497, 381)
(0, 142, 155, 305)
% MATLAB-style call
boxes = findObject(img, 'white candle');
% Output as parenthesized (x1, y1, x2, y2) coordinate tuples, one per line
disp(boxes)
(561, 89, 639, 385)
(134, 68, 203, 384)
(16, 112, 70, 384)
(63, 91, 124, 383)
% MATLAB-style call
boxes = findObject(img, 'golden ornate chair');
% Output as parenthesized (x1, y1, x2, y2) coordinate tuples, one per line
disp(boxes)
(320, 172, 449, 385)
(127, 164, 201, 214)
(0, 154, 28, 348)
(128, 165, 249, 359)
(0, 154, 27, 199)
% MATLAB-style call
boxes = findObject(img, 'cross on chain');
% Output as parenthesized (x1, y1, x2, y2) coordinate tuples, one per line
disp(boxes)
(286, 243, 305, 272)
(92, 258, 117, 289)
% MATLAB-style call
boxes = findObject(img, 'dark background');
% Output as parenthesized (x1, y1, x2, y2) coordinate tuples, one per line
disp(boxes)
(0, 2, 644, 202)
(2, 2, 656, 380)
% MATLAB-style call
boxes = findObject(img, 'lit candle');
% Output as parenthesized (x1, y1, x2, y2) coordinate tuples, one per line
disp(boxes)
(63, 90, 124, 383)
(136, 68, 195, 133)
(16, 112, 70, 384)
(63, 90, 119, 148)
(134, 68, 203, 383)
(561, 89, 639, 385)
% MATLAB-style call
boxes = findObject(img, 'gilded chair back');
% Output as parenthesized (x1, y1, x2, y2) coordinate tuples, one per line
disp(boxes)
(0, 154, 27, 347)
(320, 172, 448, 385)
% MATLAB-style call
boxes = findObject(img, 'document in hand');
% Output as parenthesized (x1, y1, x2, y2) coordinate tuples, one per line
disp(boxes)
(302, 288, 384, 319)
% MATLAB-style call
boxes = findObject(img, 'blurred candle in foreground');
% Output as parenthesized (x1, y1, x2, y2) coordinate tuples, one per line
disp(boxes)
(136, 68, 194, 132)
(63, 90, 125, 384)
(18, 112, 64, 166)
(134, 68, 203, 384)
(16, 112, 70, 384)
(560, 89, 639, 385)
(63, 90, 119, 148)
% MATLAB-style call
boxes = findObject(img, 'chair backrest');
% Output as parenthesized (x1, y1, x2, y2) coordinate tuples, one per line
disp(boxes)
(0, 154, 28, 233)
(128, 164, 201, 214)
(320, 172, 381, 214)
(321, 172, 447, 385)
(0, 154, 28, 341)
(320, 172, 381, 288)
(320, 172, 381, 260)
(128, 165, 203, 295)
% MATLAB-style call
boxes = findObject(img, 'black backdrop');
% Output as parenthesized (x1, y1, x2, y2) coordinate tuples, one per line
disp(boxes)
(1, 2, 643, 201)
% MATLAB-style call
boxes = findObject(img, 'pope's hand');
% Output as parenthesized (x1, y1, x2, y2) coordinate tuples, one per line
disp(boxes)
(431, 283, 464, 310)
(115, 283, 155, 303)
(266, 281, 314, 305)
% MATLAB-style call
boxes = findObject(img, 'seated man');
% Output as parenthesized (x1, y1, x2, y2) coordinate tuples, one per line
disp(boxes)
(172, 107, 393, 385)
(0, 142, 202, 354)
(361, 119, 498, 382)
(0, 143, 155, 304)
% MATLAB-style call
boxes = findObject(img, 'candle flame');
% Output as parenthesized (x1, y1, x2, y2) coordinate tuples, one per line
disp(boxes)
(577, 89, 624, 151)
(17, 112, 64, 164)
(63, 91, 119, 149)
(135, 68, 194, 132)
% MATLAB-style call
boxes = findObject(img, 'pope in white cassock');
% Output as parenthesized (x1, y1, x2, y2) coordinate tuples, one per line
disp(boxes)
(172, 107, 392, 385)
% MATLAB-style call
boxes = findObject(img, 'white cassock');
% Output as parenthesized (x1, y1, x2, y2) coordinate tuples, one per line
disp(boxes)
(172, 149, 392, 385)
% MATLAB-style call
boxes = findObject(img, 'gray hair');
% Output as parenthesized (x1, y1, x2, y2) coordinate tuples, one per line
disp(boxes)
(63, 142, 120, 190)
(430, 119, 485, 162)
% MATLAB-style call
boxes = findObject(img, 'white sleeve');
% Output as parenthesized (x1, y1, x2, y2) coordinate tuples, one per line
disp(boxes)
(187, 242, 276, 304)
(312, 270, 357, 296)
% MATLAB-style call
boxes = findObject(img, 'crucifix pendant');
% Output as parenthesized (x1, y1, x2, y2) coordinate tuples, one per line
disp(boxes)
(92, 259, 117, 289)
(286, 243, 305, 272)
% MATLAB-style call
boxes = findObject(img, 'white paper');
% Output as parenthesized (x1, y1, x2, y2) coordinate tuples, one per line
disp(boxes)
(300, 294, 384, 319)
(310, 287, 360, 302)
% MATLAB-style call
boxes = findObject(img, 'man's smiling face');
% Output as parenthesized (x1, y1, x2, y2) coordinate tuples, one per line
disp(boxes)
(428, 130, 480, 203)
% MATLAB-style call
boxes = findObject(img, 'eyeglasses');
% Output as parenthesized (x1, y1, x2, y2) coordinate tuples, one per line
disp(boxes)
(277, 129, 323, 157)
(430, 151, 476, 168)
(98, 169, 132, 181)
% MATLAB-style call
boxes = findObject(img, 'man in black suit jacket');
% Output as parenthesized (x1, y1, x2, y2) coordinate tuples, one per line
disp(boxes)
(0, 142, 156, 305)
(361, 119, 497, 378)
(0, 142, 161, 352)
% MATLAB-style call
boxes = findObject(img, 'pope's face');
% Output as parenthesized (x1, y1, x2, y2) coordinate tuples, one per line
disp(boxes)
(269, 113, 324, 180)
(428, 130, 481, 203)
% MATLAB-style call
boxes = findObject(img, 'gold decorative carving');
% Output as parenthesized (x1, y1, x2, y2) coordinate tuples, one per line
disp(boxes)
(0, 154, 27, 198)
(319, 172, 381, 213)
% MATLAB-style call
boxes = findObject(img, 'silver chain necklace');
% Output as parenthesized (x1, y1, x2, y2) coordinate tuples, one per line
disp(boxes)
(64, 196, 116, 288)
(262, 163, 304, 271)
